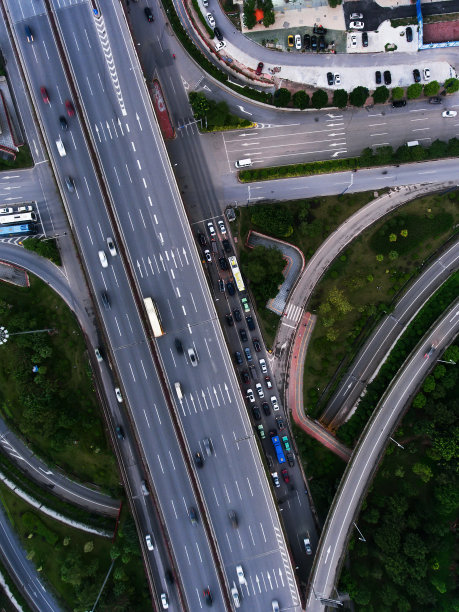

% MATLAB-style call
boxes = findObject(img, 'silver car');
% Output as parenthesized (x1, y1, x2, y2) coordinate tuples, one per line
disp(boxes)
(187, 347, 198, 366)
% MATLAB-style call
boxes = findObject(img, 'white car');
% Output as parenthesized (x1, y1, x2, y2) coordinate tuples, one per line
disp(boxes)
(207, 221, 216, 236)
(160, 593, 169, 609)
(259, 358, 267, 374)
(271, 472, 280, 488)
(17, 205, 33, 212)
(255, 382, 264, 398)
(204, 249, 212, 262)
(231, 584, 240, 608)
(202, 0, 208, 6)
(95, 348, 103, 362)
(217, 219, 227, 234)
(351, 34, 357, 47)
(107, 237, 117, 256)
(145, 534, 154, 551)
(246, 388, 255, 403)
(295, 34, 302, 50)
(442, 110, 457, 118)
(349, 21, 364, 29)
(423, 68, 431, 80)
(334, 73, 341, 85)
(115, 387, 123, 403)
(236, 565, 246, 585)
(272, 601, 280, 612)
(0, 207, 13, 214)
(206, 12, 215, 27)
(187, 347, 198, 366)
(350, 12, 363, 20)
(98, 250, 108, 268)
(214, 40, 226, 51)
(271, 395, 279, 411)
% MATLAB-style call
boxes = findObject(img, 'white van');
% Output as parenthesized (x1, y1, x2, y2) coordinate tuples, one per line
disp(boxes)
(235, 158, 252, 169)
(174, 382, 183, 400)
(407, 140, 419, 147)
(56, 138, 66, 157)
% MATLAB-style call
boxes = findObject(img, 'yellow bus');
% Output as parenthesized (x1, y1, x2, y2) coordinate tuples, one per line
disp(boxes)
(228, 256, 245, 292)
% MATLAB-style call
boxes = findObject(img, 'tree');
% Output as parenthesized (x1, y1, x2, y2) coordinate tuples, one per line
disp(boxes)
(389, 233, 397, 242)
(376, 254, 384, 262)
(242, 0, 257, 29)
(403, 533, 428, 560)
(422, 375, 435, 393)
(388, 250, 398, 260)
(407, 83, 423, 99)
(391, 87, 405, 100)
(292, 90, 309, 109)
(262, 0, 275, 27)
(332, 89, 348, 108)
(373, 86, 389, 104)
(349, 86, 369, 107)
(189, 92, 210, 118)
(311, 89, 328, 109)
(412, 462, 433, 483)
(273, 88, 291, 107)
(444, 77, 459, 94)
(251, 204, 293, 237)
(424, 80, 440, 96)
(412, 393, 426, 409)
(241, 245, 286, 304)
(400, 229, 408, 237)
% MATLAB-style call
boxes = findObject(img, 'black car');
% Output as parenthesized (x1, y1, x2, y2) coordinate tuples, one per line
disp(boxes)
(429, 96, 442, 104)
(392, 99, 407, 108)
(165, 569, 174, 584)
(241, 370, 250, 383)
(239, 328, 248, 341)
(313, 24, 327, 35)
(384, 70, 391, 85)
(219, 257, 228, 270)
(406, 26, 413, 42)
(311, 35, 317, 50)
(214, 27, 223, 41)
(375, 71, 381, 84)
(225, 313, 234, 326)
(198, 232, 206, 246)
(413, 68, 421, 83)
(319, 35, 325, 50)
(252, 406, 261, 421)
(222, 239, 232, 253)
(233, 308, 242, 322)
(203, 589, 213, 606)
(262, 401, 271, 416)
(252, 338, 261, 352)
(362, 31, 368, 47)
(226, 281, 235, 295)
(287, 452, 295, 467)
(144, 7, 154, 22)
(194, 452, 204, 468)
(101, 291, 110, 309)
(59, 116, 68, 131)
(174, 338, 183, 353)
(246, 316, 255, 331)
(234, 351, 243, 365)
(115, 425, 125, 440)
(327, 72, 334, 86)
(303, 34, 310, 49)
(228, 510, 238, 528)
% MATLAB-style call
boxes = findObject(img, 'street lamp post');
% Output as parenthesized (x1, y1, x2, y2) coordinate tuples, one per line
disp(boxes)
(389, 436, 405, 450)
(0, 326, 55, 346)
(353, 522, 366, 542)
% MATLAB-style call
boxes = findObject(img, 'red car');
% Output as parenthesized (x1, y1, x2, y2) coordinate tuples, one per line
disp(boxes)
(255, 62, 264, 76)
(65, 100, 75, 117)
(281, 468, 289, 483)
(40, 87, 49, 104)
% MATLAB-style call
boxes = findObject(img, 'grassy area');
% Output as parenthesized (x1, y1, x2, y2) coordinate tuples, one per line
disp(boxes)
(304, 191, 458, 418)
(234, 190, 378, 347)
(0, 276, 119, 492)
(0, 144, 33, 171)
(0, 483, 150, 611)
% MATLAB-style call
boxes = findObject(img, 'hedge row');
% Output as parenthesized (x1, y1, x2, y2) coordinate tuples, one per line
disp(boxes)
(337, 270, 459, 446)
(239, 137, 459, 181)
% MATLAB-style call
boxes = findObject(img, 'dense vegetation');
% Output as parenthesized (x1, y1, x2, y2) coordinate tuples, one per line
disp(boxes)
(240, 244, 285, 306)
(23, 237, 61, 266)
(0, 277, 118, 489)
(239, 137, 459, 182)
(340, 344, 459, 611)
(188, 92, 252, 131)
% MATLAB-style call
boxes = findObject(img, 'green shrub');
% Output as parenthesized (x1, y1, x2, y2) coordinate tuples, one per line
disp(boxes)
(311, 89, 328, 109)
(391, 87, 405, 100)
(349, 86, 369, 107)
(373, 86, 389, 104)
(407, 83, 422, 99)
(292, 90, 309, 109)
(333, 89, 348, 108)
(424, 80, 440, 96)
(444, 77, 459, 94)
(273, 88, 291, 107)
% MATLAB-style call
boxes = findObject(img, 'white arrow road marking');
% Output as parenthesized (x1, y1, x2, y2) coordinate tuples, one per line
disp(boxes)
(201, 389, 210, 411)
(136, 260, 143, 278)
(326, 113, 343, 118)
(136, 113, 142, 131)
(224, 383, 231, 402)
(94, 124, 101, 142)
(278, 568, 285, 587)
(148, 257, 154, 275)
(325, 545, 331, 564)
(331, 150, 348, 157)
(237, 105, 253, 115)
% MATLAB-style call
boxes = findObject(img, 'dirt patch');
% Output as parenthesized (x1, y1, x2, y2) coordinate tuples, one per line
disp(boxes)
(423, 19, 459, 43)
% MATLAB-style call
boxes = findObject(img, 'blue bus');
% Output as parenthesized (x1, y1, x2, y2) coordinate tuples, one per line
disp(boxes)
(271, 435, 286, 464)
(0, 223, 36, 238)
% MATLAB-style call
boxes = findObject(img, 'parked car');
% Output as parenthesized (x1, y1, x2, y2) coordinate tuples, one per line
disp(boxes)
(303, 34, 310, 49)
(406, 26, 413, 42)
(349, 21, 364, 30)
(295, 34, 302, 50)
(311, 35, 317, 50)
(350, 12, 363, 20)
(392, 99, 406, 108)
(214, 40, 226, 51)
(375, 70, 381, 84)
(206, 12, 215, 27)
(413, 68, 421, 83)
(287, 34, 294, 47)
(350, 34, 357, 48)
(318, 35, 325, 50)
(327, 72, 334, 86)
(384, 70, 392, 85)
(429, 97, 442, 104)
(362, 31, 368, 47)
(334, 74, 341, 85)
(255, 62, 264, 76)
(423, 68, 431, 80)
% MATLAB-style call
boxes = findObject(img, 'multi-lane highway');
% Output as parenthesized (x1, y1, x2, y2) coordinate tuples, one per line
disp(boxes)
(6, 0, 301, 609)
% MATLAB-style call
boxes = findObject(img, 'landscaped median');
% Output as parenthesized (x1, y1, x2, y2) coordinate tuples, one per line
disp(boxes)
(238, 137, 459, 181)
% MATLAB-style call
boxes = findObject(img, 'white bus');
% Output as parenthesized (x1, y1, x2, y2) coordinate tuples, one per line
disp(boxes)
(228, 256, 245, 292)
(0, 212, 37, 225)
(143, 297, 164, 338)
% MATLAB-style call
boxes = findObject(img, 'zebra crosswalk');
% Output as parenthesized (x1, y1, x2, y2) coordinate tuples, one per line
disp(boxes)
(282, 302, 303, 325)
